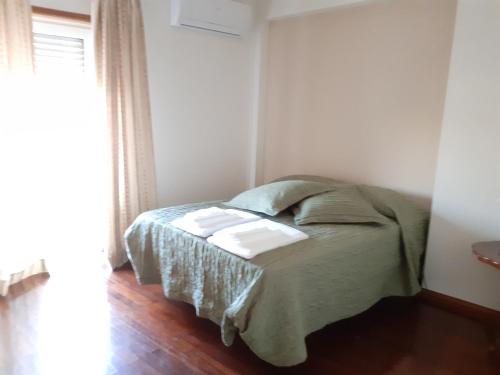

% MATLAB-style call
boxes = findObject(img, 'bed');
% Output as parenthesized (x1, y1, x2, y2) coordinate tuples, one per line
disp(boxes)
(124, 179, 428, 366)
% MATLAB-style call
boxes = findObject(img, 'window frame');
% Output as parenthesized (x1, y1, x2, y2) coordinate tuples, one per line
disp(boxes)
(32, 6, 90, 24)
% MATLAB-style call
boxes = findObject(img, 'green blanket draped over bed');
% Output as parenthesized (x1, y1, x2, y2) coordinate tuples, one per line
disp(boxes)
(124, 185, 428, 366)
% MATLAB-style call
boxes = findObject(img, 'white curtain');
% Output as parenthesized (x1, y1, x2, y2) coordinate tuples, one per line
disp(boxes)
(93, 0, 158, 269)
(0, 0, 49, 297)
(0, 0, 33, 74)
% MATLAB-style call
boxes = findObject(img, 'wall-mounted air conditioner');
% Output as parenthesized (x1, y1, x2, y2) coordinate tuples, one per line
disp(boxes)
(171, 0, 252, 37)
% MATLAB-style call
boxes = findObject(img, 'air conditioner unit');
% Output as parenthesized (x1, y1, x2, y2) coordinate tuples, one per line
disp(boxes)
(171, 0, 252, 37)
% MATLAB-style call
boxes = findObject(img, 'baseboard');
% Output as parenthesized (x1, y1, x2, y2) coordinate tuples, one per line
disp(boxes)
(418, 288, 500, 326)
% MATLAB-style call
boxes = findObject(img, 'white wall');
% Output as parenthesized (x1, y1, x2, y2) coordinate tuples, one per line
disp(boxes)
(248, 2, 271, 187)
(31, 0, 90, 14)
(269, 0, 367, 19)
(424, 0, 500, 311)
(261, 0, 456, 208)
(31, 0, 264, 207)
(142, 0, 264, 206)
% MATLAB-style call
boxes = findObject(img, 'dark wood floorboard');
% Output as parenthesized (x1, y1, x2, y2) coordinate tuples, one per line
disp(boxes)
(1, 262, 498, 375)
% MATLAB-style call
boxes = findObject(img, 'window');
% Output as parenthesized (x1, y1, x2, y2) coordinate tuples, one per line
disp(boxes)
(34, 33, 85, 74)
(32, 19, 93, 77)
(23, 16, 105, 265)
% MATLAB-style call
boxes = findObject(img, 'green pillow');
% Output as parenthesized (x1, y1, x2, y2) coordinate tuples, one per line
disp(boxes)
(225, 180, 335, 216)
(293, 185, 389, 225)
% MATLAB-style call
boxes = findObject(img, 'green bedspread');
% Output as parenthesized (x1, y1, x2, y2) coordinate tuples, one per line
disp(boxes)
(124, 187, 428, 366)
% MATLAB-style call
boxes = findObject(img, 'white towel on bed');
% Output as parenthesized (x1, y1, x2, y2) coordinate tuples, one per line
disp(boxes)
(184, 207, 227, 222)
(171, 207, 260, 237)
(207, 219, 308, 259)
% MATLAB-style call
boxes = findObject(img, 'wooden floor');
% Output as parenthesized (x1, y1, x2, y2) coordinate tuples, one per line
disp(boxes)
(1, 261, 498, 375)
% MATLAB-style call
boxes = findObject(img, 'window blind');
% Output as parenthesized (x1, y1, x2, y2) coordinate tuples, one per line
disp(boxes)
(33, 32, 85, 74)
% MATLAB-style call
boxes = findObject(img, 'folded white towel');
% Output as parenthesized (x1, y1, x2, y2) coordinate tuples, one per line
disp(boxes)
(228, 228, 285, 244)
(207, 219, 308, 259)
(171, 207, 260, 237)
(185, 207, 227, 221)
(232, 230, 291, 248)
(192, 213, 242, 228)
(228, 227, 272, 242)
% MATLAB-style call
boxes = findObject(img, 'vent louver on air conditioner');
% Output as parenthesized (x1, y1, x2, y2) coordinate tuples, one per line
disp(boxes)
(171, 0, 252, 37)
